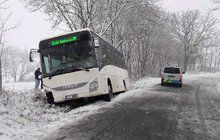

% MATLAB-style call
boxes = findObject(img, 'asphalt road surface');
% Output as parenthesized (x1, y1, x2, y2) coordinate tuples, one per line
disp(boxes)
(46, 77, 220, 140)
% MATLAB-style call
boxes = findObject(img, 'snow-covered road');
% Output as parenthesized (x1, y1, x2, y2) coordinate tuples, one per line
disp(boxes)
(46, 73, 220, 140)
(0, 78, 159, 140)
(1, 73, 220, 139)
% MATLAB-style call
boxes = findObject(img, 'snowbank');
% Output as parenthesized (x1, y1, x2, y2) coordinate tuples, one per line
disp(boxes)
(184, 72, 220, 93)
(132, 77, 160, 89)
(0, 77, 159, 140)
(184, 72, 220, 79)
(4, 81, 35, 92)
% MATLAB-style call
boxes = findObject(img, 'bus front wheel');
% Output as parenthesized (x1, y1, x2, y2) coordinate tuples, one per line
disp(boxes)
(46, 92, 54, 104)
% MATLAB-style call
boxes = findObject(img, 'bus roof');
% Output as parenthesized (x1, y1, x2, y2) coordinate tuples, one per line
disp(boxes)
(164, 66, 181, 69)
(40, 28, 92, 42)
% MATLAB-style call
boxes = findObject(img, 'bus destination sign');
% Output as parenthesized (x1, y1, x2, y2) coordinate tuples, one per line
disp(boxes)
(51, 36, 78, 46)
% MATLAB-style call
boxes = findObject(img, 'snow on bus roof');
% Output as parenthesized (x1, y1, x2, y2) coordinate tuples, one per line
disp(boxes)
(40, 28, 92, 42)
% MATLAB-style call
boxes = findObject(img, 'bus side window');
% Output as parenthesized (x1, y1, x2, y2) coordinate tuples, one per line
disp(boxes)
(43, 56, 51, 74)
(94, 38, 99, 47)
(102, 44, 108, 64)
(94, 40, 104, 68)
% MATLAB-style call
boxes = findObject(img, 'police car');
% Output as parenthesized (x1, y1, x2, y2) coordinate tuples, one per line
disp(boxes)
(161, 65, 184, 87)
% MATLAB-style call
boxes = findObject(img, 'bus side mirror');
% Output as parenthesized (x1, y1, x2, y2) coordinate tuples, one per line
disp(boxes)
(29, 49, 39, 62)
(29, 51, 33, 62)
(94, 38, 99, 48)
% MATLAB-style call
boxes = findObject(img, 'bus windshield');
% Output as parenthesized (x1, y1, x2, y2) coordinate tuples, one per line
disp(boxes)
(41, 41, 97, 77)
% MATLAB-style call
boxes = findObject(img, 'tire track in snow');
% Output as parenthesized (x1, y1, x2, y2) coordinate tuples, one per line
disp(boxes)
(201, 79, 220, 116)
(201, 80, 220, 139)
(212, 82, 220, 115)
(195, 83, 210, 140)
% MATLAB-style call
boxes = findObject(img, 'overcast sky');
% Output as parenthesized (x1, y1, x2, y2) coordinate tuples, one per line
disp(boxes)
(163, 0, 213, 11)
(2, 0, 220, 49)
(3, 0, 62, 49)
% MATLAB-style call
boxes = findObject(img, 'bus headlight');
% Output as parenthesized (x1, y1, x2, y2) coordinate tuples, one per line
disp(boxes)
(89, 79, 99, 92)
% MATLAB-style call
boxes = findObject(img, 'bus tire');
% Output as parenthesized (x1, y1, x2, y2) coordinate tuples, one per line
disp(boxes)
(123, 80, 127, 92)
(46, 92, 54, 104)
(104, 82, 113, 102)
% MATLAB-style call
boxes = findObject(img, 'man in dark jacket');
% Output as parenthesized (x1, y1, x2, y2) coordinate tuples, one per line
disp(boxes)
(35, 68, 42, 90)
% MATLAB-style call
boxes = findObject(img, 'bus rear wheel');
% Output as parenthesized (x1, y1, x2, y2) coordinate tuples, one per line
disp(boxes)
(104, 83, 113, 102)
(123, 80, 127, 92)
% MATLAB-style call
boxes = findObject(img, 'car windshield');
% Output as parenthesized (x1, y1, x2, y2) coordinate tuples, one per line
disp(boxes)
(164, 67, 180, 74)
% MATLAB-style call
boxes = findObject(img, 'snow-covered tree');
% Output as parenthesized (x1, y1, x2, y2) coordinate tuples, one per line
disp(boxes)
(21, 0, 220, 79)
(213, 0, 220, 10)
(2, 46, 36, 82)
(0, 0, 20, 88)
(170, 10, 217, 71)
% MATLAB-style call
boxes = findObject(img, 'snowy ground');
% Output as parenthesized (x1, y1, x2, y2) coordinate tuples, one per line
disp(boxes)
(0, 77, 159, 140)
(0, 73, 220, 139)
(3, 81, 34, 92)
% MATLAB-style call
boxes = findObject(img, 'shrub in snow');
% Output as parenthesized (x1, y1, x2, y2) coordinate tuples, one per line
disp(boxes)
(0, 89, 69, 139)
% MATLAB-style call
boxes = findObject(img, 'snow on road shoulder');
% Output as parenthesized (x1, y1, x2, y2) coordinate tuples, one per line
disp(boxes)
(4, 81, 35, 92)
(184, 72, 220, 93)
(132, 77, 160, 89)
(184, 72, 220, 80)
(108, 77, 160, 105)
(0, 77, 159, 140)
(0, 89, 107, 140)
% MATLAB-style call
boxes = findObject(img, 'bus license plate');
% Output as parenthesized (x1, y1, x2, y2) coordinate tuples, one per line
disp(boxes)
(65, 94, 78, 100)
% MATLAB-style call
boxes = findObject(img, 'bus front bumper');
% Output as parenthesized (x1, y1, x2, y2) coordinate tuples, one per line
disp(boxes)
(44, 86, 106, 103)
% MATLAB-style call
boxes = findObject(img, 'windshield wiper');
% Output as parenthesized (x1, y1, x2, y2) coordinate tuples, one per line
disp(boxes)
(65, 66, 90, 72)
(48, 66, 90, 80)
(49, 68, 64, 79)
(76, 66, 90, 72)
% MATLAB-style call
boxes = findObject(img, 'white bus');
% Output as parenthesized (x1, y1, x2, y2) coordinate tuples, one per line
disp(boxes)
(30, 28, 130, 104)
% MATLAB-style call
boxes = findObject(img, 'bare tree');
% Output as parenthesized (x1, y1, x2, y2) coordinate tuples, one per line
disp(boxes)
(18, 49, 36, 81)
(0, 1, 18, 90)
(21, 0, 220, 79)
(21, 0, 168, 78)
(197, 32, 220, 71)
(213, 0, 220, 2)
(213, 0, 220, 10)
(0, 0, 20, 89)
(2, 46, 22, 82)
(2, 46, 35, 82)
(170, 10, 217, 71)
